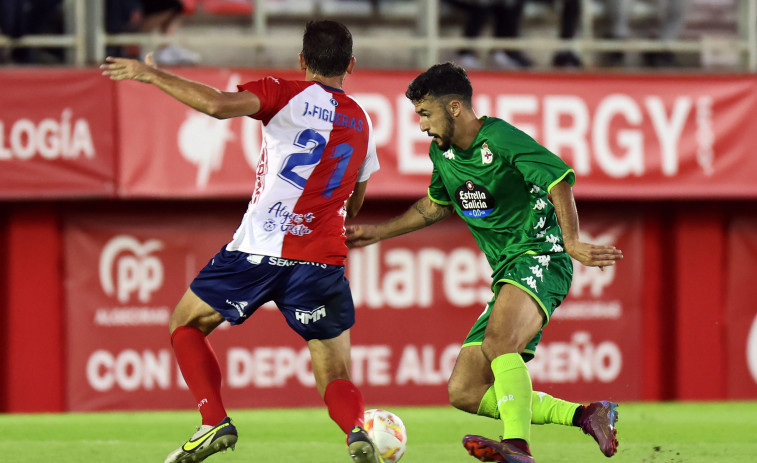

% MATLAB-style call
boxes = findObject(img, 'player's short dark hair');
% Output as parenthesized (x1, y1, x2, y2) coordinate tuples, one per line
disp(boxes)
(405, 62, 473, 107)
(302, 20, 353, 78)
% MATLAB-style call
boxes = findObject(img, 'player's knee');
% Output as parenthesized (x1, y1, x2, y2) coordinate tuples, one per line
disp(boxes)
(447, 379, 477, 413)
(481, 335, 524, 360)
(168, 308, 186, 334)
(168, 300, 222, 336)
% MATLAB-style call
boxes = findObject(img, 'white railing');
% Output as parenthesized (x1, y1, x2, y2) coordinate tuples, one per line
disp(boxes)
(1, 0, 756, 71)
(0, 0, 88, 66)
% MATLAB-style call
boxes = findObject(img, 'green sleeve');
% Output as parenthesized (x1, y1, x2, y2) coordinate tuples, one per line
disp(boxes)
(427, 161, 452, 205)
(505, 129, 576, 192)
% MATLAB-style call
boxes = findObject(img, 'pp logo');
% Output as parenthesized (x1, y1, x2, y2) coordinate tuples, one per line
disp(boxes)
(570, 228, 621, 298)
(99, 235, 164, 303)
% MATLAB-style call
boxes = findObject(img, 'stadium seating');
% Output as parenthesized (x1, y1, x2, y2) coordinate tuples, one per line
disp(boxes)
(198, 0, 254, 16)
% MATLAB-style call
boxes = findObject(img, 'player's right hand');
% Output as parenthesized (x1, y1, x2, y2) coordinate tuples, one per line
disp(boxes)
(100, 52, 158, 83)
(565, 240, 623, 270)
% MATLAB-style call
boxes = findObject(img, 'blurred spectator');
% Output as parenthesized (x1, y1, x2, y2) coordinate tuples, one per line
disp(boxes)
(448, 0, 583, 70)
(643, 0, 689, 66)
(551, 0, 583, 68)
(0, 0, 64, 64)
(448, 0, 532, 70)
(106, 0, 199, 65)
(139, 0, 200, 65)
(105, 0, 143, 59)
(605, 0, 689, 67)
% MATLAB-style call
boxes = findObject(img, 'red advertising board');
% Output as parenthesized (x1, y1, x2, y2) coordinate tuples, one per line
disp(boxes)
(112, 69, 757, 199)
(725, 217, 757, 398)
(64, 207, 642, 411)
(2, 69, 757, 200)
(114, 72, 263, 198)
(529, 210, 644, 400)
(0, 70, 116, 198)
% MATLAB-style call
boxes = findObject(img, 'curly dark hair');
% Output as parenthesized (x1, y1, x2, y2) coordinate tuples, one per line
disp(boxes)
(405, 62, 473, 107)
(301, 20, 353, 78)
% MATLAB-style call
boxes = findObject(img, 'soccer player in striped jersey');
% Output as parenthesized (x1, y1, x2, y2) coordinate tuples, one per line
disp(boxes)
(346, 62, 623, 463)
(102, 20, 382, 463)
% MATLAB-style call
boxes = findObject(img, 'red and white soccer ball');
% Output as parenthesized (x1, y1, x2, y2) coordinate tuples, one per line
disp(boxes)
(363, 408, 407, 463)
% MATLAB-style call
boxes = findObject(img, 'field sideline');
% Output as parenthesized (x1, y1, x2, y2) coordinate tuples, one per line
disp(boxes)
(2, 402, 756, 462)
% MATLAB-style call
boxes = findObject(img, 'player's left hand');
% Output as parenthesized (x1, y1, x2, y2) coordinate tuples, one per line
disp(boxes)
(100, 52, 157, 83)
(345, 224, 380, 249)
(565, 240, 623, 270)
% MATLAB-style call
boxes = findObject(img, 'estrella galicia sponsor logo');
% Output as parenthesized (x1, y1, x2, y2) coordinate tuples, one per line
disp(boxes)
(295, 305, 326, 324)
(456, 180, 495, 218)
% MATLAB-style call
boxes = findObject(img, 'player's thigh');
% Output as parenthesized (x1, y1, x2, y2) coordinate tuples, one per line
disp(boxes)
(483, 251, 572, 360)
(186, 250, 283, 329)
(483, 284, 545, 357)
(169, 288, 224, 335)
(307, 330, 352, 397)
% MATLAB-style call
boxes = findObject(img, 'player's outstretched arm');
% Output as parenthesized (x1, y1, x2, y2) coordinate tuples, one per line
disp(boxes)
(550, 180, 623, 268)
(100, 53, 260, 119)
(346, 196, 452, 248)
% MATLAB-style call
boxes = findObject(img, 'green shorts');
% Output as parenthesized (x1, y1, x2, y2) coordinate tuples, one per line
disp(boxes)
(462, 251, 573, 362)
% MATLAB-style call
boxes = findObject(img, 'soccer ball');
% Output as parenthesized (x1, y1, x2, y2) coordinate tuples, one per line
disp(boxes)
(363, 408, 407, 463)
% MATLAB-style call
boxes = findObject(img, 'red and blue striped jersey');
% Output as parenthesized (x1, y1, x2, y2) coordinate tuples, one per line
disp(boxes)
(226, 77, 379, 265)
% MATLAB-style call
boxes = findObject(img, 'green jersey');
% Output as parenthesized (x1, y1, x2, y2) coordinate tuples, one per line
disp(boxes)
(427, 116, 575, 273)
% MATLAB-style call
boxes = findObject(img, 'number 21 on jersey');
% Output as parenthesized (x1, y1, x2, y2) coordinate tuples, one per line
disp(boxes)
(278, 129, 353, 199)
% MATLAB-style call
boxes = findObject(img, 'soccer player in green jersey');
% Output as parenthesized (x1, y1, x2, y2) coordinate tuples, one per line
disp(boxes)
(346, 62, 624, 462)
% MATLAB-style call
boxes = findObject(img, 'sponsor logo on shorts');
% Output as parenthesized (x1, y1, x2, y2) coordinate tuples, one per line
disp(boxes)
(295, 305, 326, 324)
(226, 300, 249, 318)
(247, 254, 264, 265)
(268, 256, 328, 269)
(455, 181, 495, 218)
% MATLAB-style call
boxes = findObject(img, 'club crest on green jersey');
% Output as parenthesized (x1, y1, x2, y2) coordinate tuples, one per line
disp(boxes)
(480, 143, 493, 164)
(456, 180, 495, 218)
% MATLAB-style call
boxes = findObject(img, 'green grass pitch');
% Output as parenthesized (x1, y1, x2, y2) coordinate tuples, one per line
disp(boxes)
(2, 402, 756, 462)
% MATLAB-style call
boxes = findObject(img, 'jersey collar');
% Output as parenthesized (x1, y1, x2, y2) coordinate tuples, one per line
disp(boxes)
(313, 81, 345, 93)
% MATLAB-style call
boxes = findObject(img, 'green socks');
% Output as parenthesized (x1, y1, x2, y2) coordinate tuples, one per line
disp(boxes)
(491, 353, 533, 442)
(531, 391, 581, 425)
(476, 385, 500, 419)
(477, 376, 580, 427)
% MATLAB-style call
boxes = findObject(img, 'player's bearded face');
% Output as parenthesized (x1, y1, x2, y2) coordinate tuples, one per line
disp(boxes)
(431, 111, 455, 151)
(415, 98, 455, 151)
